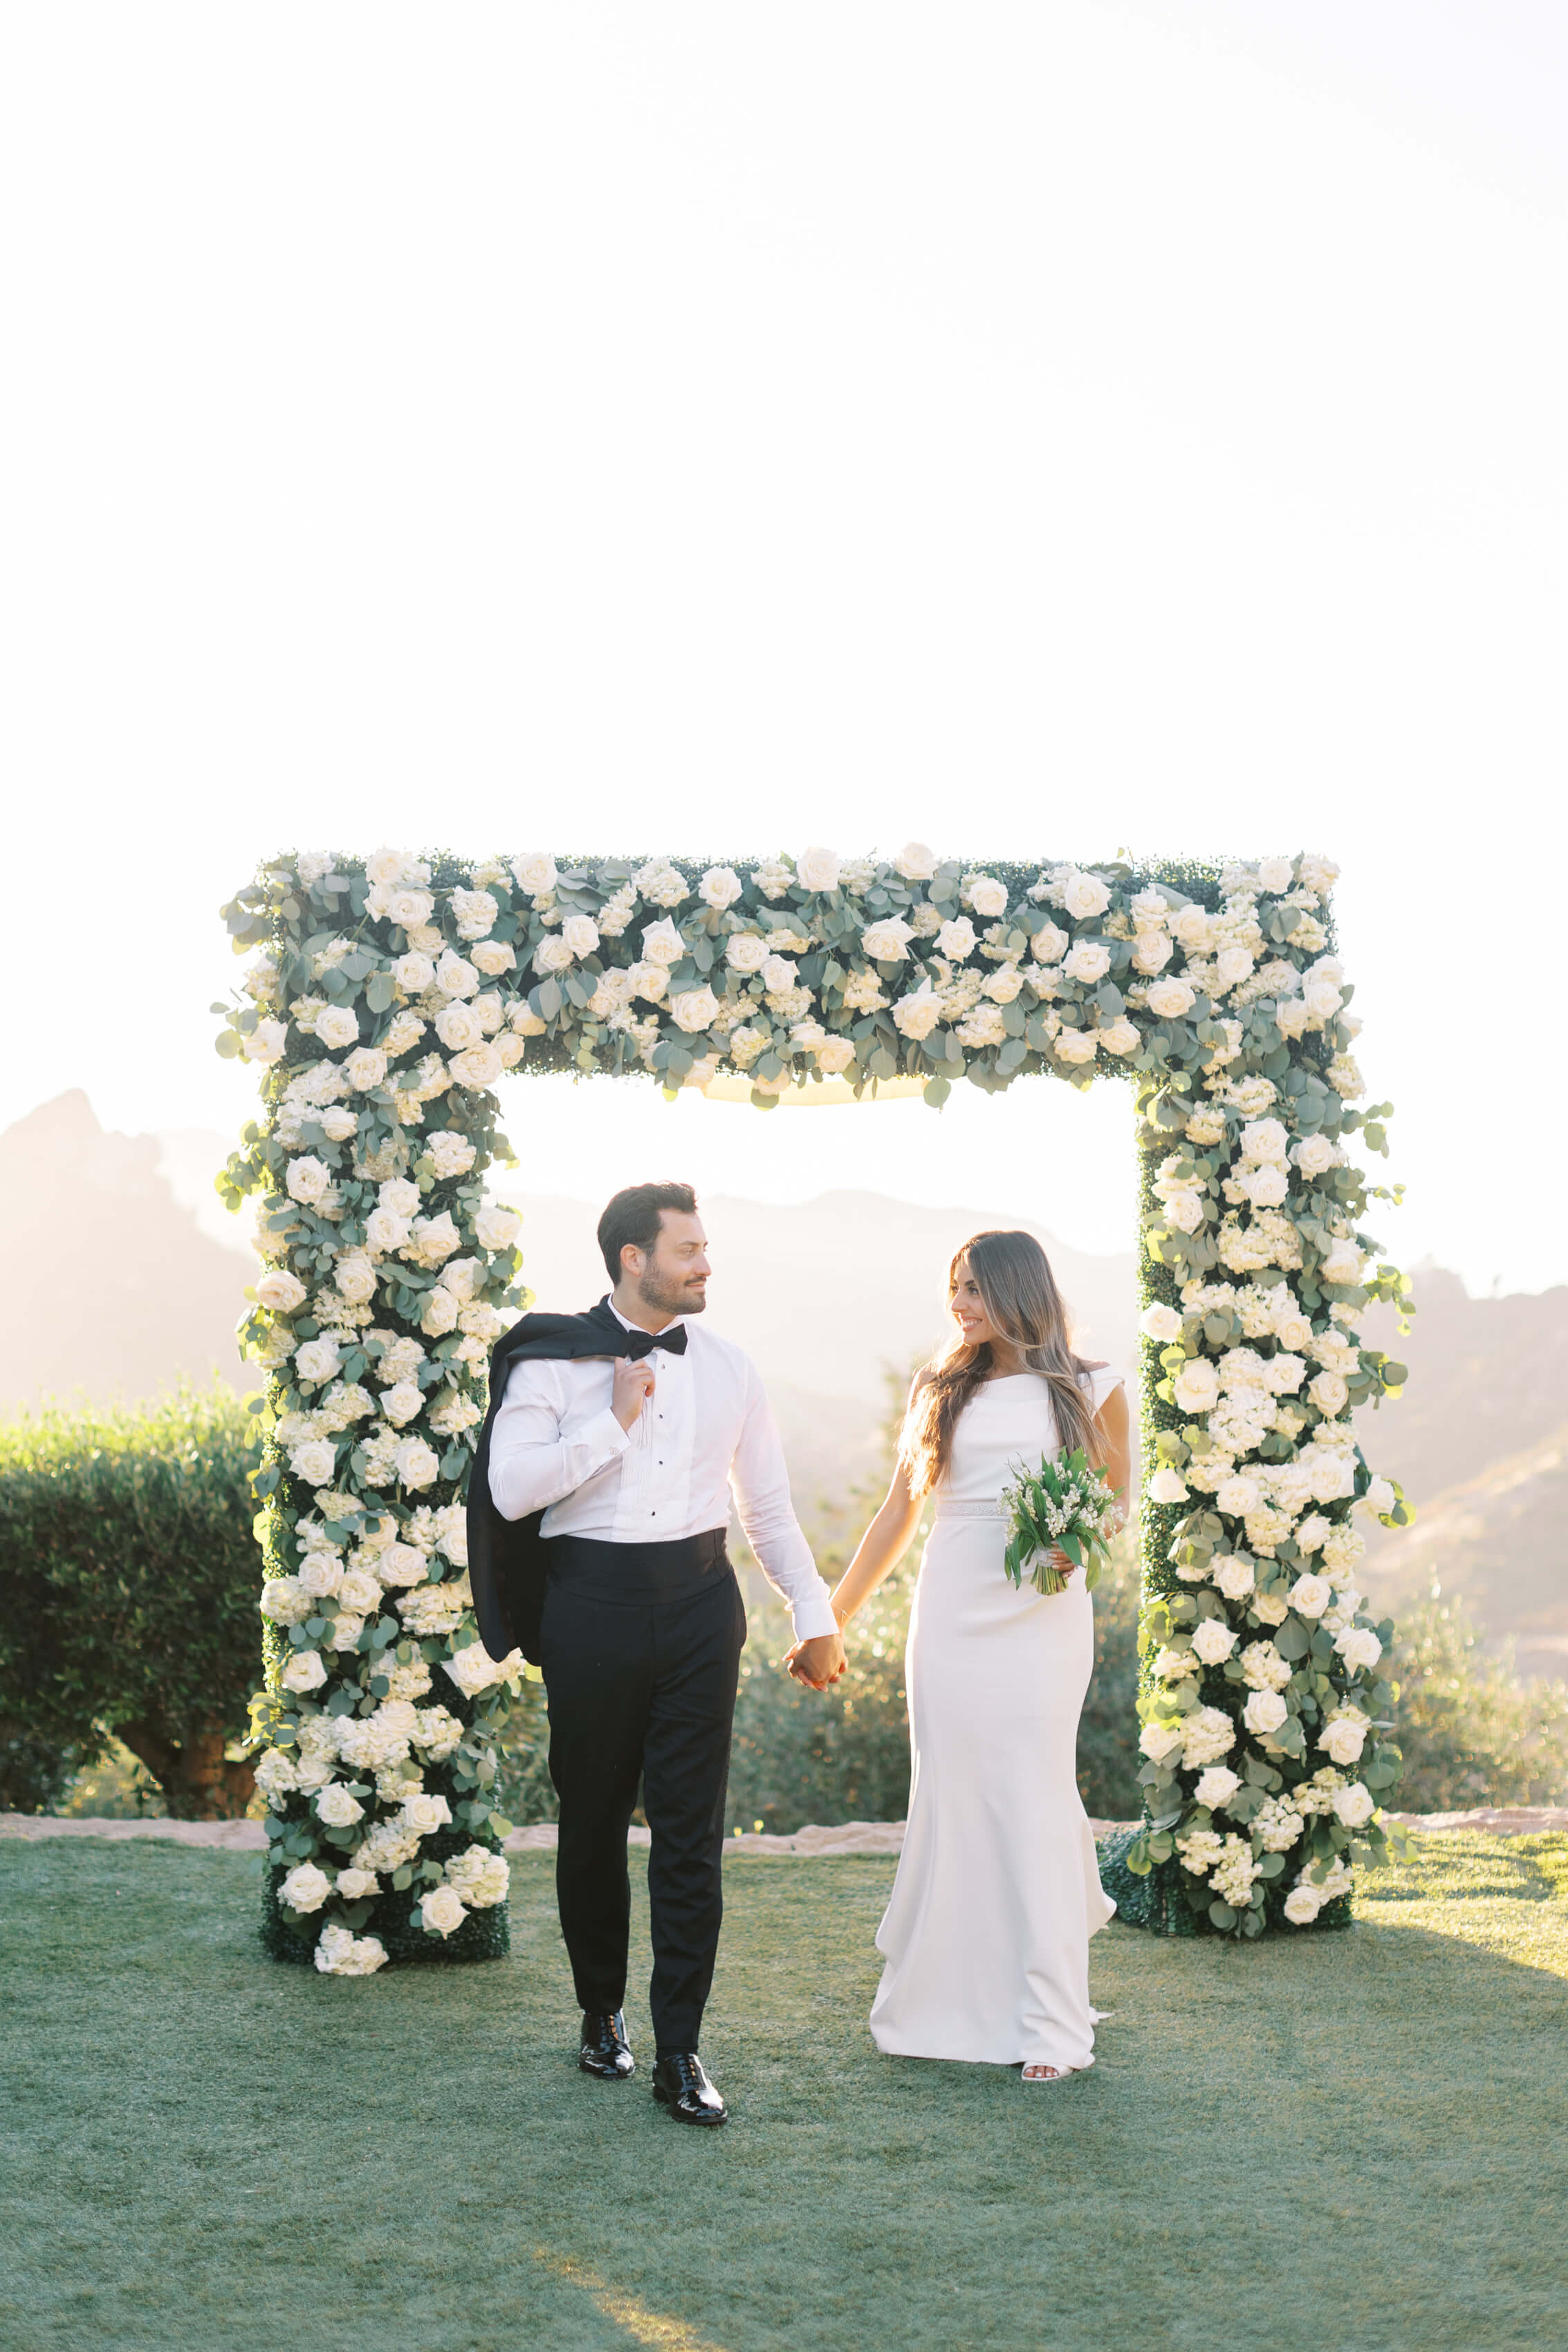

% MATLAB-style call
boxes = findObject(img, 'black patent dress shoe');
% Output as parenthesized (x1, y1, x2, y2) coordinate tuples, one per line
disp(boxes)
(651, 2050, 728, 2126)
(579, 2010, 635, 2080)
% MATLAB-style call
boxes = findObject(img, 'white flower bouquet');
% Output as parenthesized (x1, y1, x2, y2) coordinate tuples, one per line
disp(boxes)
(999, 1446, 1120, 1596)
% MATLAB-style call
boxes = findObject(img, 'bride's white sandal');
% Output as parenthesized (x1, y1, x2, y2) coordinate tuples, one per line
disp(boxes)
(1021, 2062, 1070, 2084)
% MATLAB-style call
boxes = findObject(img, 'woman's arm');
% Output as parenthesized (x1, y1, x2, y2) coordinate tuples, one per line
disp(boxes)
(1094, 1381, 1134, 1529)
(827, 1458, 925, 1628)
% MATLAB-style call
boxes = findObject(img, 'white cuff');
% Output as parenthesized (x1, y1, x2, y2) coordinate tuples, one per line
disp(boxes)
(565, 1405, 631, 1463)
(788, 1592, 841, 1644)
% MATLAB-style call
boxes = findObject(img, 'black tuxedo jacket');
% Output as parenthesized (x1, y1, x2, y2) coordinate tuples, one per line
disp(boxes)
(467, 1299, 672, 1666)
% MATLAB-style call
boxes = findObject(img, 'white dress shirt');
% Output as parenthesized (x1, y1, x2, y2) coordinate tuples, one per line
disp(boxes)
(487, 1305, 837, 1642)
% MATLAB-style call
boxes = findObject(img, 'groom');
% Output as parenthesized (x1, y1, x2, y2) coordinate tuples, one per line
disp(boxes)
(469, 1181, 845, 2126)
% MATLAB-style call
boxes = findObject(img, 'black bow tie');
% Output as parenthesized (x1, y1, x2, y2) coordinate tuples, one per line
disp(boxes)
(627, 1321, 687, 1359)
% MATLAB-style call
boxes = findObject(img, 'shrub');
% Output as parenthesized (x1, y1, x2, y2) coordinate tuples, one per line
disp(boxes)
(1390, 1598, 1568, 1812)
(0, 1387, 263, 1818)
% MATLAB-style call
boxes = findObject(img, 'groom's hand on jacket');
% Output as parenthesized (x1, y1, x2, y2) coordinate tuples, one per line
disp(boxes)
(785, 1631, 846, 1690)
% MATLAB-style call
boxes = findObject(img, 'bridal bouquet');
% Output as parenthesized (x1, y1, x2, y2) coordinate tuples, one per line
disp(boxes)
(999, 1448, 1120, 1596)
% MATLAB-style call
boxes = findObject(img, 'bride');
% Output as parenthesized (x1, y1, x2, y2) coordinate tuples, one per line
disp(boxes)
(824, 1229, 1130, 2083)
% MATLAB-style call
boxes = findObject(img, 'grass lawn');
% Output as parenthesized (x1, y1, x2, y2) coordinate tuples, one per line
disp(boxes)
(3, 1835, 1567, 2352)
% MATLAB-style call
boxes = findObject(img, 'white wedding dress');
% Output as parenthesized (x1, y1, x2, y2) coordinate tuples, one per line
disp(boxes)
(869, 1368, 1120, 2073)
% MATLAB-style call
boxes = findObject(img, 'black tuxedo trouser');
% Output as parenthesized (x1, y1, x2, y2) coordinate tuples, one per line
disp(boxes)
(539, 1538, 747, 2055)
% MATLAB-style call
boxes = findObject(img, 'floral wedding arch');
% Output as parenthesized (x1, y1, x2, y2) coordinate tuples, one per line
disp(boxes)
(216, 844, 1411, 1974)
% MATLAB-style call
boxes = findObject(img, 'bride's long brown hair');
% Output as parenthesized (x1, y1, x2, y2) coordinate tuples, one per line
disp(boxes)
(899, 1230, 1104, 1498)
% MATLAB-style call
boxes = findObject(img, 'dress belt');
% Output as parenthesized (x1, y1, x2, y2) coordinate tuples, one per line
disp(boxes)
(932, 1498, 1008, 1520)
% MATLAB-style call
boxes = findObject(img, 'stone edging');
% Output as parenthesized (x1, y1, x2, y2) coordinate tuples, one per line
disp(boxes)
(5, 1806, 1567, 1853)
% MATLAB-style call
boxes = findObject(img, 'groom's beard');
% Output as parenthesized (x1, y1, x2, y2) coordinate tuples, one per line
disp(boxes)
(638, 1265, 708, 1319)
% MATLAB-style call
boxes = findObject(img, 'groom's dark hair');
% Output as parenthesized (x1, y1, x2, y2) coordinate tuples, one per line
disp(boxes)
(598, 1182, 699, 1283)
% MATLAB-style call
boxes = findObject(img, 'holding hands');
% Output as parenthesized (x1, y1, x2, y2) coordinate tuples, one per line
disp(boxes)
(784, 1630, 847, 1690)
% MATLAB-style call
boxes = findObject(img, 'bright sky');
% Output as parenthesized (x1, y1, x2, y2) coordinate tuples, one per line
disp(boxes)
(2, 3, 1564, 1292)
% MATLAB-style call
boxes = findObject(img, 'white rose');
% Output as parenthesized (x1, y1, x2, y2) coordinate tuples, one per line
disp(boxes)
(471, 939, 516, 978)
(280, 1862, 333, 1914)
(1160, 1186, 1204, 1231)
(1309, 1370, 1349, 1417)
(1363, 1476, 1396, 1517)
(1138, 1719, 1186, 1763)
(338, 1570, 381, 1613)
(1335, 1626, 1383, 1673)
(394, 1437, 441, 1490)
(1242, 1689, 1288, 1736)
(381, 1381, 424, 1426)
(725, 931, 769, 973)
(421, 1287, 460, 1336)
(1256, 856, 1295, 894)
(439, 1256, 481, 1303)
(892, 985, 941, 1041)
(256, 1269, 308, 1314)
(376, 1541, 428, 1588)
(394, 952, 436, 994)
(511, 852, 558, 897)
(1216, 1474, 1260, 1516)
(1195, 1765, 1241, 1811)
(315, 1006, 360, 1051)
(470, 1204, 518, 1254)
(281, 1648, 328, 1693)
(796, 846, 841, 892)
(288, 1440, 337, 1487)
(1146, 978, 1197, 1020)
(533, 936, 575, 976)
(401, 1790, 454, 1835)
(1139, 1303, 1183, 1343)
(1292, 1134, 1338, 1179)
(1147, 1466, 1190, 1505)
(1320, 1240, 1364, 1287)
(1062, 870, 1112, 920)
(965, 873, 1008, 919)
(1289, 1574, 1332, 1618)
(1239, 1165, 1288, 1209)
(1173, 1360, 1220, 1413)
(344, 1047, 387, 1092)
(1215, 946, 1255, 989)
(286, 1155, 332, 1205)
(435, 1001, 483, 1052)
(1214, 1556, 1255, 1601)
(420, 1884, 468, 1937)
(1304, 976, 1343, 1020)
(334, 1868, 380, 1902)
(1190, 1619, 1237, 1666)
(1064, 941, 1111, 984)
(442, 1642, 506, 1697)
(562, 914, 600, 959)
(448, 1045, 503, 1088)
(935, 917, 977, 961)
(242, 1018, 288, 1065)
(893, 841, 938, 880)
(294, 1337, 342, 1386)
(671, 986, 721, 1034)
(861, 917, 915, 962)
(1170, 904, 1212, 951)
(760, 955, 797, 992)
(1320, 1717, 1367, 1766)
(1332, 1783, 1374, 1828)
(316, 1783, 365, 1828)
(1283, 1885, 1324, 1926)
(699, 865, 743, 908)
(1029, 921, 1069, 965)
(297, 1552, 343, 1599)
(1055, 1028, 1098, 1065)
(1130, 932, 1172, 975)
(641, 917, 685, 967)
(365, 1207, 412, 1256)
(815, 1037, 856, 1074)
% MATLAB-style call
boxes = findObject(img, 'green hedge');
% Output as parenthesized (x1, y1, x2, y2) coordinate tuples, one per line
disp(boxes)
(0, 1388, 264, 1818)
